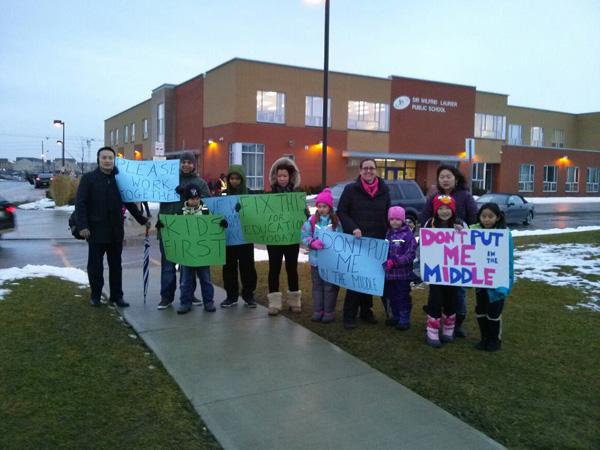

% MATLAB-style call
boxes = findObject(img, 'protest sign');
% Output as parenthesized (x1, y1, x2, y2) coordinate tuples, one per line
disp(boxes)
(315, 229, 389, 296)
(160, 214, 226, 266)
(202, 195, 246, 246)
(115, 157, 179, 202)
(419, 228, 510, 288)
(238, 192, 306, 245)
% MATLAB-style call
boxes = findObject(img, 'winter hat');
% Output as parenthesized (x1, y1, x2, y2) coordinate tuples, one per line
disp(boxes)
(180, 151, 196, 167)
(388, 206, 406, 222)
(183, 183, 201, 200)
(315, 188, 334, 209)
(433, 194, 456, 215)
(96, 146, 116, 164)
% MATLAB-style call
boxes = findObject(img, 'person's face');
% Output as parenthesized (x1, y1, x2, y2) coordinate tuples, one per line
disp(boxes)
(277, 169, 290, 188)
(229, 174, 242, 188)
(187, 197, 200, 207)
(360, 161, 377, 183)
(438, 169, 456, 193)
(436, 205, 453, 221)
(98, 150, 115, 172)
(405, 217, 416, 231)
(479, 209, 500, 229)
(181, 159, 194, 174)
(389, 218, 403, 229)
(317, 203, 331, 216)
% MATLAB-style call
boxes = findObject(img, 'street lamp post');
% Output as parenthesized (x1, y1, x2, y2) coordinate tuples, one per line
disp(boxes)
(53, 120, 65, 168)
(321, 0, 330, 190)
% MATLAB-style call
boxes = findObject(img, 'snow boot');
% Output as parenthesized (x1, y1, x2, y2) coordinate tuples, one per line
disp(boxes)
(267, 292, 283, 316)
(287, 290, 302, 313)
(426, 315, 441, 348)
(486, 315, 502, 352)
(440, 314, 456, 343)
(475, 314, 488, 350)
(454, 313, 467, 338)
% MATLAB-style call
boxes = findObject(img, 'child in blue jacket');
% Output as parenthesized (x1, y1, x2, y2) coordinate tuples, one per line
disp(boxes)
(470, 202, 514, 352)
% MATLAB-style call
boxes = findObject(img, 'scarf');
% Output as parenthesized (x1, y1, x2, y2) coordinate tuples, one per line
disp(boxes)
(360, 176, 379, 198)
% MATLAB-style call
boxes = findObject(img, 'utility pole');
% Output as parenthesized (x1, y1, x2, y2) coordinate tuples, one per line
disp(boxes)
(85, 138, 95, 172)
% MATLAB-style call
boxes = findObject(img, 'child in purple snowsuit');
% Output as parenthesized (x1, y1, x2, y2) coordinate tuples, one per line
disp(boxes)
(383, 206, 418, 330)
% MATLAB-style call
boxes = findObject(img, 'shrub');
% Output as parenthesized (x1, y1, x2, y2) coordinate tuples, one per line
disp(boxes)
(50, 175, 79, 206)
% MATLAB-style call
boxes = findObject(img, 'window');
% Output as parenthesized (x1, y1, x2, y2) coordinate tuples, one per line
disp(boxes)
(565, 166, 579, 192)
(586, 167, 600, 192)
(157, 103, 165, 143)
(508, 124, 523, 145)
(509, 195, 524, 206)
(305, 96, 332, 127)
(124, 125, 129, 144)
(518, 164, 535, 192)
(472, 163, 486, 191)
(229, 143, 265, 190)
(115, 128, 119, 145)
(474, 113, 506, 139)
(531, 127, 544, 147)
(131, 123, 136, 142)
(110, 130, 114, 146)
(543, 165, 558, 192)
(347, 101, 389, 131)
(552, 129, 565, 148)
(256, 91, 285, 124)
(143, 119, 148, 139)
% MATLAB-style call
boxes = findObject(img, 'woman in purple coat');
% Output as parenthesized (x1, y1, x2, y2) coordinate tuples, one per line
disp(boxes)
(419, 164, 478, 337)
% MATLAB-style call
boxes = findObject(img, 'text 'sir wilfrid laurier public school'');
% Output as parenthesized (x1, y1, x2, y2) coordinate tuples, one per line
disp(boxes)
(105, 58, 600, 196)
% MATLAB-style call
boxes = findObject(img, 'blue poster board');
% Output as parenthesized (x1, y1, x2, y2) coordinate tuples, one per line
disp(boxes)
(115, 158, 179, 202)
(202, 195, 247, 246)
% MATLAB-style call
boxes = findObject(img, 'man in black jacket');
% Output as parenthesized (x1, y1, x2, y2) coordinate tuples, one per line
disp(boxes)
(75, 147, 150, 307)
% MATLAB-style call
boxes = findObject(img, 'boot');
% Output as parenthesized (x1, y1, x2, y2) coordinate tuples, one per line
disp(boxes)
(267, 292, 282, 316)
(440, 314, 456, 343)
(426, 315, 441, 348)
(486, 316, 502, 352)
(287, 290, 302, 313)
(454, 313, 467, 338)
(475, 314, 488, 350)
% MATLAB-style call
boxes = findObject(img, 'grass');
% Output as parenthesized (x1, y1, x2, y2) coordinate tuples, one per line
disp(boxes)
(0, 278, 220, 450)
(212, 231, 600, 449)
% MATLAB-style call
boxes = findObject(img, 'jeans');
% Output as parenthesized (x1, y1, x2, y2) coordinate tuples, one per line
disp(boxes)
(311, 266, 339, 313)
(383, 280, 412, 325)
(159, 238, 177, 301)
(87, 241, 123, 301)
(266, 244, 300, 293)
(180, 266, 214, 306)
(455, 286, 467, 316)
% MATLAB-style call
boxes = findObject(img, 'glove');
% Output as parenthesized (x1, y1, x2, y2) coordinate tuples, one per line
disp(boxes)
(175, 185, 184, 195)
(234, 202, 242, 212)
(385, 259, 394, 271)
(155, 219, 164, 229)
(219, 219, 228, 229)
(310, 239, 324, 250)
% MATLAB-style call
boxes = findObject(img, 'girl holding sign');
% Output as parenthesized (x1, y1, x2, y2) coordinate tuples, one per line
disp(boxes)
(300, 188, 342, 323)
(470, 203, 514, 352)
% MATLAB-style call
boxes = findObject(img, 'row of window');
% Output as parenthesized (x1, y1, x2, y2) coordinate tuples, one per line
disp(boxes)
(519, 165, 599, 193)
(109, 119, 150, 146)
(475, 113, 566, 147)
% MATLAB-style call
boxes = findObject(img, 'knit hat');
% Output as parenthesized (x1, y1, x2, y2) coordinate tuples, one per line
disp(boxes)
(315, 188, 334, 209)
(183, 183, 201, 200)
(388, 206, 406, 222)
(433, 194, 456, 215)
(180, 151, 196, 167)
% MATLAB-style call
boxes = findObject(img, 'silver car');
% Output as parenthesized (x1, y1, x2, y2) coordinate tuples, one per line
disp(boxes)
(476, 193, 535, 225)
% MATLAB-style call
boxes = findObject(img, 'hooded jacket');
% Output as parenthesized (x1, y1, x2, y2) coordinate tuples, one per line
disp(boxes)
(420, 188, 478, 227)
(222, 164, 251, 195)
(385, 224, 418, 281)
(269, 157, 301, 193)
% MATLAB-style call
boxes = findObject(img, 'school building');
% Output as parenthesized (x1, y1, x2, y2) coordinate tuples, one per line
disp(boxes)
(105, 58, 600, 196)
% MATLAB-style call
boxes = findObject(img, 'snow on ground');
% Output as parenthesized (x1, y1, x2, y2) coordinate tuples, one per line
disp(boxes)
(254, 247, 310, 263)
(18, 198, 75, 211)
(525, 196, 600, 204)
(0, 265, 88, 301)
(512, 225, 600, 237)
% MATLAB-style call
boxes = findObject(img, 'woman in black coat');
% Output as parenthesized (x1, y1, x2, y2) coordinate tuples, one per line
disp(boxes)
(75, 147, 149, 307)
(337, 158, 391, 329)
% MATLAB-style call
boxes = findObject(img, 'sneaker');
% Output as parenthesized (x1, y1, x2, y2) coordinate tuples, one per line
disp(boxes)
(90, 298, 102, 307)
(244, 298, 257, 308)
(111, 299, 130, 308)
(177, 304, 192, 315)
(192, 297, 203, 306)
(311, 311, 323, 322)
(343, 320, 357, 330)
(396, 322, 410, 331)
(204, 302, 216, 312)
(220, 298, 238, 308)
(321, 313, 335, 324)
(157, 298, 173, 310)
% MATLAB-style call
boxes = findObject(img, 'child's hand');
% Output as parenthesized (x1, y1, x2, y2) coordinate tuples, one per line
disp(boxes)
(310, 239, 324, 250)
(454, 223, 464, 231)
(385, 259, 394, 271)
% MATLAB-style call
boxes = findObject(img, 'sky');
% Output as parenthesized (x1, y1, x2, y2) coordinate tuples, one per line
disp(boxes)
(1, 0, 599, 162)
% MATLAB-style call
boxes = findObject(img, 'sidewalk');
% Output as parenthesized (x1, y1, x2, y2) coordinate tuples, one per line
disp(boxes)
(120, 265, 502, 450)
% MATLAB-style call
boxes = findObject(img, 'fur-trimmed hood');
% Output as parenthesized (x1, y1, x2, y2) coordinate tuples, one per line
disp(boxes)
(269, 157, 301, 190)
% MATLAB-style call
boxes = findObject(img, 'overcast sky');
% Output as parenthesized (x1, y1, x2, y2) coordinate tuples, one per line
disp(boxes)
(1, 0, 599, 161)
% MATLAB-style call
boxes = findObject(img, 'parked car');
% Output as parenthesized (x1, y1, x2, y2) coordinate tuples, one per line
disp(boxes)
(0, 194, 16, 236)
(308, 180, 426, 219)
(476, 193, 535, 225)
(34, 173, 53, 188)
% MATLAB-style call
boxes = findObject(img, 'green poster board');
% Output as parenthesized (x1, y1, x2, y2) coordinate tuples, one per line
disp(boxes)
(239, 192, 306, 245)
(160, 214, 226, 266)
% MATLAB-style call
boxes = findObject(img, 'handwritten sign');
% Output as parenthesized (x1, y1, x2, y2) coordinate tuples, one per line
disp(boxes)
(315, 229, 389, 296)
(419, 228, 510, 288)
(160, 214, 226, 266)
(202, 195, 246, 246)
(115, 157, 179, 202)
(238, 192, 306, 245)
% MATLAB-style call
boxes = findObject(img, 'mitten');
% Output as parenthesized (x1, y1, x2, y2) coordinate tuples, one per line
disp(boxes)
(310, 239, 324, 250)
(234, 202, 242, 212)
(385, 259, 394, 271)
(219, 219, 228, 229)
(175, 185, 184, 195)
(155, 219, 164, 229)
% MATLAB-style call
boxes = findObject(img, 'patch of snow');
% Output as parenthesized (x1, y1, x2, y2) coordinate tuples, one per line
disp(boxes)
(512, 226, 600, 237)
(525, 197, 600, 204)
(0, 265, 89, 300)
(254, 247, 310, 263)
(17, 198, 75, 211)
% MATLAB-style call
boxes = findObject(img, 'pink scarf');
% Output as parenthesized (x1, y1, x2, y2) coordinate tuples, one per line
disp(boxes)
(360, 176, 379, 198)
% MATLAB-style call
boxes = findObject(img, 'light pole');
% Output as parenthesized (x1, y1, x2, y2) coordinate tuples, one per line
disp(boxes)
(321, 0, 330, 190)
(53, 119, 65, 168)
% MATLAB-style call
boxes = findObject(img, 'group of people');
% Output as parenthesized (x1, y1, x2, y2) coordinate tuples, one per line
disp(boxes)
(75, 148, 513, 353)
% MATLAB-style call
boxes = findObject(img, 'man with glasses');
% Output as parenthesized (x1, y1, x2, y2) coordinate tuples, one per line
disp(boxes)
(337, 158, 391, 329)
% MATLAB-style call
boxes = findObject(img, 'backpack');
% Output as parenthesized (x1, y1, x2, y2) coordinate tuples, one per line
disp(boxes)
(68, 211, 85, 240)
